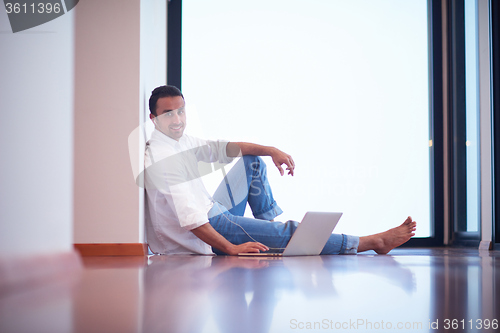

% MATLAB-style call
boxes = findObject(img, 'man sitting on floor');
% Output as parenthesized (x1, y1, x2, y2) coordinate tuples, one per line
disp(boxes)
(144, 85, 416, 255)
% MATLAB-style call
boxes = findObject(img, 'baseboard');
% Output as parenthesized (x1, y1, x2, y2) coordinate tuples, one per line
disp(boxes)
(74, 243, 148, 256)
(0, 250, 82, 295)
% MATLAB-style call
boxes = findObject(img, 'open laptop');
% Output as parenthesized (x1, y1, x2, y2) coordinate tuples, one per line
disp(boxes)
(238, 212, 343, 257)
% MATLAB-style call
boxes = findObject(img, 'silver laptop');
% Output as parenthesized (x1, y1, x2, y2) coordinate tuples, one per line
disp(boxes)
(238, 212, 343, 257)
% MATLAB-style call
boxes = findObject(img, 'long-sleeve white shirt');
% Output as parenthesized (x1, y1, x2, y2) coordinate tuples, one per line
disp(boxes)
(144, 130, 234, 255)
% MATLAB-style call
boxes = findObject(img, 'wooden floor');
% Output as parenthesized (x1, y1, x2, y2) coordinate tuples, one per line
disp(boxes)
(1, 248, 499, 333)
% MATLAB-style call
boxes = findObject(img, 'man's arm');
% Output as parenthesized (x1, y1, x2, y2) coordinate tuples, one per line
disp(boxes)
(191, 223, 269, 255)
(226, 142, 295, 176)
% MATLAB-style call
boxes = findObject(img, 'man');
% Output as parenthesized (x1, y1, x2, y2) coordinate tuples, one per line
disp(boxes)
(144, 85, 416, 255)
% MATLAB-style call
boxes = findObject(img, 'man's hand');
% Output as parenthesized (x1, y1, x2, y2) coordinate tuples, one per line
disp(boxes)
(191, 223, 269, 255)
(270, 147, 295, 176)
(228, 242, 270, 255)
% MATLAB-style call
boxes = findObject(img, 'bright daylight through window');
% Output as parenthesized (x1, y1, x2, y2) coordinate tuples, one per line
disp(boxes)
(182, 0, 431, 237)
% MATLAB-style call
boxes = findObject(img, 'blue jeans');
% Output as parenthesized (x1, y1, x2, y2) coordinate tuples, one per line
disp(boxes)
(208, 155, 359, 255)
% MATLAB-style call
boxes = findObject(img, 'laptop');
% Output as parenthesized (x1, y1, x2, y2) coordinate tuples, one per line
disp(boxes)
(238, 212, 343, 257)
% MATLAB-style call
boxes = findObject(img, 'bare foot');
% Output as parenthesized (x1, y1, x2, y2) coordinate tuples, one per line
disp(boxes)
(358, 217, 416, 254)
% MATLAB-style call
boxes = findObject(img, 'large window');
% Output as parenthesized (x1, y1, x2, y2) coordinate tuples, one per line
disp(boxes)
(180, 0, 431, 237)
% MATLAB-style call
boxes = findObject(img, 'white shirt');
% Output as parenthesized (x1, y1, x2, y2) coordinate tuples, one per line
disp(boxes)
(144, 130, 233, 255)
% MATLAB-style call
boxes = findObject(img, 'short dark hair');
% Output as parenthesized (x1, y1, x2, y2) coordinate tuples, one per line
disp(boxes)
(149, 85, 184, 116)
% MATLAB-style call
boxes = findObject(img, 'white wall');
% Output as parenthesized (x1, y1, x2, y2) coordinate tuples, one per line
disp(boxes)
(0, 0, 165, 262)
(138, 0, 167, 240)
(0, 6, 74, 256)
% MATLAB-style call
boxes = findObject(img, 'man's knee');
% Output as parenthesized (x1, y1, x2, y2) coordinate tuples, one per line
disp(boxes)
(242, 155, 262, 164)
(243, 155, 266, 172)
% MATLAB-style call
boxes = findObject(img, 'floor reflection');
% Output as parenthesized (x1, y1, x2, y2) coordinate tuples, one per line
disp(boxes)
(1, 249, 499, 333)
(430, 250, 499, 331)
(142, 253, 422, 333)
(140, 250, 500, 333)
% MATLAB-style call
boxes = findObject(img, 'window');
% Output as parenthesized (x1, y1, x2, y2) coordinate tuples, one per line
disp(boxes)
(178, 0, 433, 238)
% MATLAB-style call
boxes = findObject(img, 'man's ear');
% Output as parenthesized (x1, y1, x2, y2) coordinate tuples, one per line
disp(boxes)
(149, 113, 158, 127)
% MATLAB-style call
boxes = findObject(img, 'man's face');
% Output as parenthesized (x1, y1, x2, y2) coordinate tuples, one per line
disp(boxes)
(150, 96, 186, 141)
